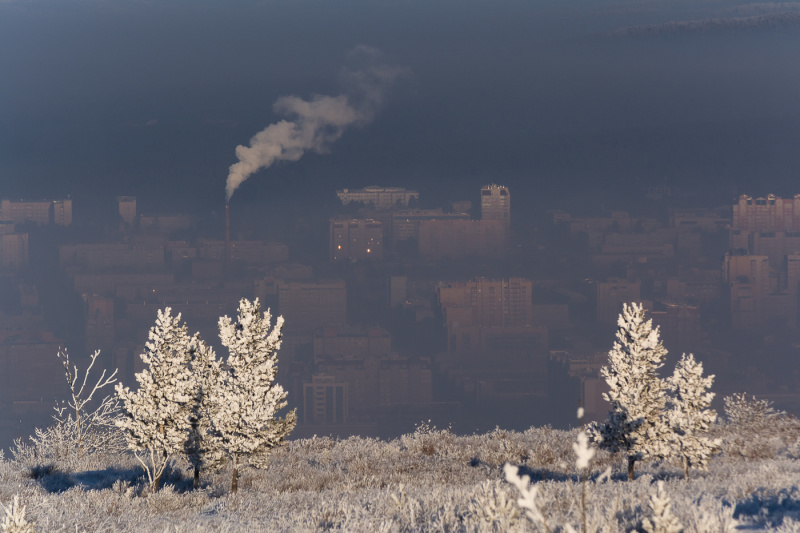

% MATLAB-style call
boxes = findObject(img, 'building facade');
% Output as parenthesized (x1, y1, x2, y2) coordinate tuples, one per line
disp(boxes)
(329, 218, 384, 261)
(480, 184, 510, 233)
(336, 186, 419, 209)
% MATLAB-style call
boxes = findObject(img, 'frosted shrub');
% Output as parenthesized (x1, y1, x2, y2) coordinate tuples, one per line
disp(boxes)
(0, 495, 34, 533)
(720, 393, 800, 461)
(724, 393, 784, 428)
(468, 480, 521, 531)
(400, 420, 455, 458)
(12, 349, 123, 468)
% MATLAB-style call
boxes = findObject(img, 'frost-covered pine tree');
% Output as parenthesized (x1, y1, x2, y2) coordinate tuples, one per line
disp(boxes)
(212, 298, 297, 492)
(666, 352, 721, 480)
(588, 302, 670, 481)
(184, 333, 223, 489)
(115, 308, 195, 493)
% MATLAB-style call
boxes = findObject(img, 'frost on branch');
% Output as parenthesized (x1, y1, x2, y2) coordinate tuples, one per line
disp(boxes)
(724, 392, 784, 428)
(13, 348, 122, 465)
(587, 302, 670, 481)
(115, 307, 195, 493)
(211, 298, 297, 492)
(666, 353, 720, 480)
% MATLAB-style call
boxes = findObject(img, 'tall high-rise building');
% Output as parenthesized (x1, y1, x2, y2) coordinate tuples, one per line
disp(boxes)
(480, 184, 510, 233)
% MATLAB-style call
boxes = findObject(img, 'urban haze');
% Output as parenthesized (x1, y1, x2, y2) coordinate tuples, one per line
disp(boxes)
(2, 0, 800, 450)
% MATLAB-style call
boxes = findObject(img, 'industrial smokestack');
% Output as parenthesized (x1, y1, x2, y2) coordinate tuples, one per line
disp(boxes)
(225, 203, 231, 269)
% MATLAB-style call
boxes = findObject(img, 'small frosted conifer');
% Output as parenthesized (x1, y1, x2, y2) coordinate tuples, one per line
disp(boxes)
(116, 308, 195, 493)
(212, 298, 297, 492)
(666, 353, 721, 480)
(588, 302, 670, 481)
(642, 481, 683, 533)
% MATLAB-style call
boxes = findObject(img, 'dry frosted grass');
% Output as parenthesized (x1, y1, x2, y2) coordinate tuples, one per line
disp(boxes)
(1, 421, 800, 532)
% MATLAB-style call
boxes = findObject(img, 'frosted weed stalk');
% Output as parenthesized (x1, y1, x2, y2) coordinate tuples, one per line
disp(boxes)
(573, 407, 595, 533)
(504, 463, 552, 533)
(0, 495, 34, 533)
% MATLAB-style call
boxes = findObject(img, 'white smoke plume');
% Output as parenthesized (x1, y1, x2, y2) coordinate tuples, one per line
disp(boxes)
(225, 46, 405, 202)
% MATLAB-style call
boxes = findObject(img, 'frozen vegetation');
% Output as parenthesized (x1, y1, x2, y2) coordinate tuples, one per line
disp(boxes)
(3, 302, 800, 531)
(2, 412, 800, 532)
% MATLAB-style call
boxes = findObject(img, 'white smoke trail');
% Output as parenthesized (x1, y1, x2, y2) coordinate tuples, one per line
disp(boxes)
(225, 46, 404, 202)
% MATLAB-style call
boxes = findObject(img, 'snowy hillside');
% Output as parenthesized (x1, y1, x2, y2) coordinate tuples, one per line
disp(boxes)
(2, 416, 800, 532)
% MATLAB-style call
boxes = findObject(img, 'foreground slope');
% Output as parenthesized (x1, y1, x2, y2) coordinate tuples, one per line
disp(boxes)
(2, 419, 800, 532)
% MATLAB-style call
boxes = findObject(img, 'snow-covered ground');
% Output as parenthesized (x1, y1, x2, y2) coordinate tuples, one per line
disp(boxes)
(2, 418, 800, 532)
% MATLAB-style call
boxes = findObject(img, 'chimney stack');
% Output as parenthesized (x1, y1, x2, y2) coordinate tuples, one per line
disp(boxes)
(225, 203, 231, 268)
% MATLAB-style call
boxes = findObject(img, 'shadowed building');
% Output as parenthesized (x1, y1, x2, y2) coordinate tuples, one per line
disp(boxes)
(418, 219, 505, 259)
(596, 279, 642, 324)
(117, 196, 137, 226)
(329, 218, 384, 261)
(438, 278, 533, 351)
(278, 280, 347, 333)
(0, 233, 28, 270)
(0, 198, 72, 226)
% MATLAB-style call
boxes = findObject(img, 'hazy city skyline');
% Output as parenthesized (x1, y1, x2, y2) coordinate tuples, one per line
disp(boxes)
(3, 0, 800, 451)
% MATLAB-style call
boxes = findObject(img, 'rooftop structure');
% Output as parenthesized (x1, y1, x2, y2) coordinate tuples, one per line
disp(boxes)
(336, 186, 419, 210)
